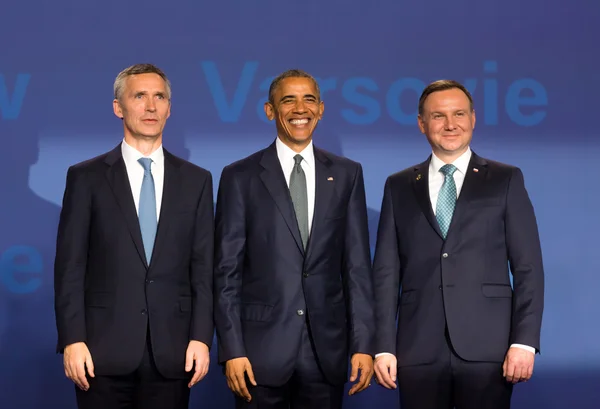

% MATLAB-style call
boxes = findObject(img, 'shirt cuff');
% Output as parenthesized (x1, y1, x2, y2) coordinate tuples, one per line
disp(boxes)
(510, 344, 536, 354)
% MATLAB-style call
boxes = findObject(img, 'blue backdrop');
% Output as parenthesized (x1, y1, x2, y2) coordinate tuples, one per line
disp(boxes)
(1, 0, 599, 407)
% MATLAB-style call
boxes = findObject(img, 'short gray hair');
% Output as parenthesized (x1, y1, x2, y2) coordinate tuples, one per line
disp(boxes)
(113, 63, 172, 101)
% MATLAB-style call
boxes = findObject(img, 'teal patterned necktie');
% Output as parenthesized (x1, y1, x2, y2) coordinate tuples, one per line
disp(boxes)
(436, 164, 458, 239)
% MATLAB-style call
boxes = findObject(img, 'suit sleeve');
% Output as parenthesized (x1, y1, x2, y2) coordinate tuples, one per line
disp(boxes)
(213, 166, 247, 362)
(343, 163, 376, 357)
(505, 168, 544, 352)
(372, 176, 401, 355)
(54, 166, 91, 352)
(190, 171, 215, 346)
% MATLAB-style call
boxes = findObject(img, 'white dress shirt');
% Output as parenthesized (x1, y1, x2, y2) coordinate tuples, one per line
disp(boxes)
(376, 147, 534, 358)
(275, 137, 316, 235)
(428, 147, 472, 215)
(121, 139, 164, 221)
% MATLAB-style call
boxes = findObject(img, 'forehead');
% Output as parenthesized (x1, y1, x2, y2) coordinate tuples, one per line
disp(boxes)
(124, 73, 167, 92)
(275, 77, 318, 97)
(423, 88, 470, 111)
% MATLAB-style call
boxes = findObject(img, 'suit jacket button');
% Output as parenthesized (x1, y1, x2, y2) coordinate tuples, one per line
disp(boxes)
(141, 309, 147, 315)
(439, 285, 443, 290)
(297, 309, 304, 316)
(303, 273, 309, 278)
(442, 253, 449, 258)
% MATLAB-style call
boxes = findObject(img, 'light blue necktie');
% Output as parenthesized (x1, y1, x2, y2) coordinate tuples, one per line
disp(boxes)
(138, 158, 157, 263)
(436, 164, 458, 239)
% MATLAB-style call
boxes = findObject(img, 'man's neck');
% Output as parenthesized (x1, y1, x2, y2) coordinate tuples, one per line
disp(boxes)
(277, 135, 311, 154)
(124, 135, 162, 156)
(434, 147, 468, 164)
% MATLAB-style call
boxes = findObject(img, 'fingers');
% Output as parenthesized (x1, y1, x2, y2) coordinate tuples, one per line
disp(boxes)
(189, 357, 210, 388)
(351, 366, 372, 395)
(85, 353, 95, 378)
(234, 371, 251, 402)
(64, 353, 90, 391)
(226, 361, 253, 402)
(349, 361, 359, 382)
(185, 349, 194, 372)
(374, 363, 396, 389)
(245, 364, 257, 386)
(504, 361, 516, 383)
(74, 359, 90, 391)
(525, 364, 534, 381)
(375, 365, 396, 389)
(511, 366, 523, 384)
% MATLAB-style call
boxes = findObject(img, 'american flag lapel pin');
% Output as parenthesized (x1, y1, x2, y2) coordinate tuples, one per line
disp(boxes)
(473, 168, 479, 173)
(327, 176, 334, 181)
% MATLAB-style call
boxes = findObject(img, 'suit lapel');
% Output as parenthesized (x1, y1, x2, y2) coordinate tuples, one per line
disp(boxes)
(104, 145, 148, 267)
(412, 157, 444, 239)
(148, 149, 180, 267)
(305, 148, 335, 262)
(446, 153, 488, 238)
(259, 143, 305, 255)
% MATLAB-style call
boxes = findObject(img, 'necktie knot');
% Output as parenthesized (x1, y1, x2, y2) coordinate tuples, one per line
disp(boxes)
(293, 154, 303, 169)
(440, 163, 457, 177)
(138, 157, 153, 174)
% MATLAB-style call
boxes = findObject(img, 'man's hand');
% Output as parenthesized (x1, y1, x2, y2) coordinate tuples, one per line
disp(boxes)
(503, 347, 535, 384)
(348, 353, 374, 395)
(185, 340, 210, 388)
(374, 354, 397, 389)
(226, 357, 257, 402)
(64, 342, 95, 391)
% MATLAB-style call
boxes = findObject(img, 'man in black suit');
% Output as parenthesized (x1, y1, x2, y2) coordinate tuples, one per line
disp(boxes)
(54, 63, 214, 409)
(213, 69, 375, 409)
(372, 80, 545, 409)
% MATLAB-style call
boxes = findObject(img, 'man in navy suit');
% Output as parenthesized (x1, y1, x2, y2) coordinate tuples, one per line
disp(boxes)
(54, 64, 214, 409)
(372, 80, 545, 409)
(214, 69, 375, 409)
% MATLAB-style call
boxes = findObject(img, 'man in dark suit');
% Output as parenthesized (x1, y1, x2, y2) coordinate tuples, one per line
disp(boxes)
(372, 80, 545, 409)
(214, 69, 375, 409)
(54, 63, 214, 409)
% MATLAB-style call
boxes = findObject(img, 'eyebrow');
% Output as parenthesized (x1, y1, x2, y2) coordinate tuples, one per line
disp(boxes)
(279, 93, 318, 102)
(134, 90, 167, 96)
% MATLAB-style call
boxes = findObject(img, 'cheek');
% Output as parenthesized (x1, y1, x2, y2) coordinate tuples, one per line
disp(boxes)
(428, 123, 443, 135)
(277, 113, 289, 125)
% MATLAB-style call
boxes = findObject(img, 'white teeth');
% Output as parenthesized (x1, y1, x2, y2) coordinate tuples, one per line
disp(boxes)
(290, 119, 309, 125)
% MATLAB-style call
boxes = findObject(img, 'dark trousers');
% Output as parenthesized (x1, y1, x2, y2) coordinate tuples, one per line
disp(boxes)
(235, 323, 344, 409)
(75, 331, 190, 409)
(397, 328, 513, 409)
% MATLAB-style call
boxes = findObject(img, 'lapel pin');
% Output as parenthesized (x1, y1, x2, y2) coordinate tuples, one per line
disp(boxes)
(327, 176, 334, 181)
(416, 174, 422, 180)
(473, 168, 479, 173)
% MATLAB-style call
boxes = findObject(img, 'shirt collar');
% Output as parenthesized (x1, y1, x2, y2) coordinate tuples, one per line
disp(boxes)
(275, 137, 315, 169)
(121, 138, 164, 168)
(430, 147, 472, 176)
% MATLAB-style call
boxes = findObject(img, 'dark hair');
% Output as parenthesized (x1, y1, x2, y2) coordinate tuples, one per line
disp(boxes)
(268, 69, 320, 104)
(418, 80, 473, 116)
(113, 63, 171, 100)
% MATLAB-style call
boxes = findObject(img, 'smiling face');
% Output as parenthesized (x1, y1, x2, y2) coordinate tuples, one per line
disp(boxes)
(264, 76, 324, 152)
(418, 87, 476, 162)
(113, 72, 171, 143)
